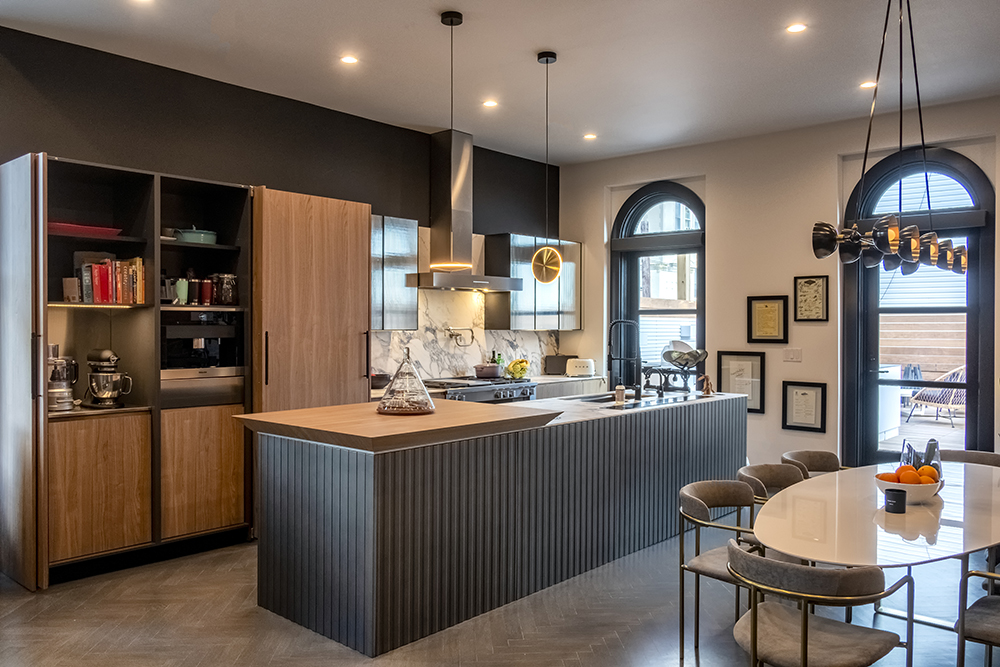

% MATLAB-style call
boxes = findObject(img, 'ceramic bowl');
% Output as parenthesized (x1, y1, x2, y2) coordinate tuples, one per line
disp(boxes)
(875, 476, 944, 505)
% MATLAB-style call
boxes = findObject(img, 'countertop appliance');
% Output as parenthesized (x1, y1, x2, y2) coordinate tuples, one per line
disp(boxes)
(544, 354, 578, 375)
(424, 376, 537, 403)
(46, 344, 78, 412)
(85, 348, 131, 409)
(566, 358, 596, 377)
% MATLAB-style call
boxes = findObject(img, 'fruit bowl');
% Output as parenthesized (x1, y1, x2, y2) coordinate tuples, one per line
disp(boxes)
(875, 476, 944, 505)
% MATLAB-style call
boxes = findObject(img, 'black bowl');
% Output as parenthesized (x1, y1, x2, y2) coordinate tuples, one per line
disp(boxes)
(371, 373, 391, 389)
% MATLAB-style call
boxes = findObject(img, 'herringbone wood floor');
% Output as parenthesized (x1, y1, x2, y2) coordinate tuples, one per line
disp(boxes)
(0, 530, 988, 666)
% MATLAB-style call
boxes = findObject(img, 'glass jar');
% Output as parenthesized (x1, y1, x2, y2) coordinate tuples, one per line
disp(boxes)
(212, 274, 238, 305)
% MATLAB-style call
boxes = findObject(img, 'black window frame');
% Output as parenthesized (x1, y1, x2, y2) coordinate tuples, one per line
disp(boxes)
(842, 146, 995, 464)
(610, 181, 706, 388)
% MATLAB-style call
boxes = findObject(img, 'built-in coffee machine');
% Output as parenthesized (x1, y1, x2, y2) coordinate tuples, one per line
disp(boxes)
(160, 310, 245, 408)
(46, 344, 79, 412)
(85, 348, 132, 409)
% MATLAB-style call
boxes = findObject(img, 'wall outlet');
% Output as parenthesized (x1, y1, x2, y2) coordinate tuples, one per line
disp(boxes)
(783, 348, 802, 362)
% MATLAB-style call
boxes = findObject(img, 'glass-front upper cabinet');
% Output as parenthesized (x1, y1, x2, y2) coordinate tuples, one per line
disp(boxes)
(484, 233, 581, 331)
(371, 215, 418, 331)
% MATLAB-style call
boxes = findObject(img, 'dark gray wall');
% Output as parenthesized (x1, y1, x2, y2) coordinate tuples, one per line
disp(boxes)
(0, 26, 557, 235)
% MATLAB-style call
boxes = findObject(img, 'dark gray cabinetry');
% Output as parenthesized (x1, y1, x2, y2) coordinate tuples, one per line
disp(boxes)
(484, 233, 580, 331)
(371, 215, 418, 331)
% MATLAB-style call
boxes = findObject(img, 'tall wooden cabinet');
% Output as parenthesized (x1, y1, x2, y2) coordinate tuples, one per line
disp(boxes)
(253, 187, 371, 411)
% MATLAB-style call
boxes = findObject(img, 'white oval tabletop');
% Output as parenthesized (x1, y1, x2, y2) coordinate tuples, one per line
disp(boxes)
(753, 462, 1000, 568)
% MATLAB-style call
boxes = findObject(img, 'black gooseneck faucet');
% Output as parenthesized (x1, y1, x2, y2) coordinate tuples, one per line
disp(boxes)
(608, 319, 642, 401)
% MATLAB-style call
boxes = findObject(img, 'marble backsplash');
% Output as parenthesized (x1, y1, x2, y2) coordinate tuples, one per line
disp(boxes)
(371, 289, 558, 379)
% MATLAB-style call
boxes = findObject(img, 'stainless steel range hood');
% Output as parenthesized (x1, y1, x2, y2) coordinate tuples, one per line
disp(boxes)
(407, 129, 523, 292)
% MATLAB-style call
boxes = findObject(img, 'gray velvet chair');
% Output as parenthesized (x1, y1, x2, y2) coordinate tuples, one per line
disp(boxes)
(781, 450, 844, 479)
(726, 539, 913, 667)
(737, 463, 804, 503)
(678, 480, 757, 661)
(941, 449, 1000, 467)
(957, 569, 1000, 666)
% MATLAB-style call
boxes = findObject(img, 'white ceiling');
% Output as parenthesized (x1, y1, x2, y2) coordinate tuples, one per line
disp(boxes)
(2, 0, 999, 165)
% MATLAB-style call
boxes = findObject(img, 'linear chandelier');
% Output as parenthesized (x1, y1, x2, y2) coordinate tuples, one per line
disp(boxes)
(811, 0, 967, 276)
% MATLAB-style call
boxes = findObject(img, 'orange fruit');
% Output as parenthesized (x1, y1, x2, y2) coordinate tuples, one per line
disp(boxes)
(896, 465, 918, 477)
(917, 465, 939, 482)
(919, 475, 937, 485)
(899, 470, 922, 485)
(876, 472, 899, 483)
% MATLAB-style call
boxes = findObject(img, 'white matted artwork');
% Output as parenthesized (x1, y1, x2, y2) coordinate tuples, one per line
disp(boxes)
(717, 351, 765, 413)
(782, 381, 827, 433)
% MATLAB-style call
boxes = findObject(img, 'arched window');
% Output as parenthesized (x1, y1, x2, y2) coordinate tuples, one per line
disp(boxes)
(609, 181, 706, 389)
(842, 146, 995, 464)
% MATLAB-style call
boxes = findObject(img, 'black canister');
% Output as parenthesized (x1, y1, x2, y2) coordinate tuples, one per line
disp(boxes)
(885, 488, 907, 514)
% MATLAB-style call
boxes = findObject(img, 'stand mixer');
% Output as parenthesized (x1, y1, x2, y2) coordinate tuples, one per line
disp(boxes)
(46, 344, 79, 412)
(85, 349, 132, 409)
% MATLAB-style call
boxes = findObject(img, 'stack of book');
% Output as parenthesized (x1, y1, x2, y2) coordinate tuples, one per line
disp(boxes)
(72, 252, 145, 305)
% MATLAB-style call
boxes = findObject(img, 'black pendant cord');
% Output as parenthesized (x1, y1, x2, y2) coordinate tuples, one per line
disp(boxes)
(855, 0, 895, 224)
(906, 0, 934, 222)
(898, 0, 904, 215)
(544, 59, 550, 244)
(450, 23, 454, 131)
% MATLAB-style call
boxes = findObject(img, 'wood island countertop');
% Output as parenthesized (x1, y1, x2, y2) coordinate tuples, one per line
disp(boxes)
(235, 399, 563, 453)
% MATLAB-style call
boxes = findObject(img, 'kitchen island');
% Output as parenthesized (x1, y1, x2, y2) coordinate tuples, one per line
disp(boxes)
(237, 392, 747, 656)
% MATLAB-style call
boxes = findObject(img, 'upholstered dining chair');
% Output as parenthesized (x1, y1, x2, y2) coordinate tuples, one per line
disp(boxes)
(678, 480, 758, 660)
(941, 449, 1000, 467)
(957, 569, 1000, 666)
(727, 539, 914, 667)
(781, 450, 845, 479)
(737, 463, 804, 504)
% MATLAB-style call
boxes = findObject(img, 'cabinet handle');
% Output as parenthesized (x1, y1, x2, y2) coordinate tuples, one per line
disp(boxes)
(31, 332, 42, 398)
(264, 331, 269, 386)
(364, 330, 371, 379)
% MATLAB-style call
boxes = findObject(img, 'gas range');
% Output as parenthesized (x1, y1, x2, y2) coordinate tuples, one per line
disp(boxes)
(424, 376, 537, 403)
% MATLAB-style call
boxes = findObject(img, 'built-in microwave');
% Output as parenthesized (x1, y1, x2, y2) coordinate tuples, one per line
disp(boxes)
(160, 310, 244, 408)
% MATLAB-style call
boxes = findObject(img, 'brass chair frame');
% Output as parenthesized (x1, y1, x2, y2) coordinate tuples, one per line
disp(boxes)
(679, 499, 756, 660)
(728, 559, 914, 667)
(957, 569, 1000, 666)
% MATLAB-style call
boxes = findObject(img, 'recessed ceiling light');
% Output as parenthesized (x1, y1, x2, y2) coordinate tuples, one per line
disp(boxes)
(860, 81, 877, 89)
(483, 100, 498, 107)
(786, 23, 807, 33)
(583, 134, 597, 140)
(341, 56, 359, 64)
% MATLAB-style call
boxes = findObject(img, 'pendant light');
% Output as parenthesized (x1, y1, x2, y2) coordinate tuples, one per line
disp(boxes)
(809, 0, 968, 276)
(531, 50, 563, 284)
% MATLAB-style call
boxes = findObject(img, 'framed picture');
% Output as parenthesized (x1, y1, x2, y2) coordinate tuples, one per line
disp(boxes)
(781, 381, 827, 433)
(717, 351, 766, 413)
(794, 275, 829, 322)
(747, 295, 788, 344)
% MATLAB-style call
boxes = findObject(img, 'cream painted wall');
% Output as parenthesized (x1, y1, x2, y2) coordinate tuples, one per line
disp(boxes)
(559, 96, 1000, 464)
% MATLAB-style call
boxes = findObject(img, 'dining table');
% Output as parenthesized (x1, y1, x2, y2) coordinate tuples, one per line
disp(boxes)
(753, 461, 1000, 666)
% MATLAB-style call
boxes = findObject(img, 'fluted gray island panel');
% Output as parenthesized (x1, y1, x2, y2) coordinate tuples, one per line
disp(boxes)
(252, 394, 747, 656)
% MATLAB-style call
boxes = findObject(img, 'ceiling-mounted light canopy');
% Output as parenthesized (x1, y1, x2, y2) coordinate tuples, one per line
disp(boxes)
(532, 50, 563, 284)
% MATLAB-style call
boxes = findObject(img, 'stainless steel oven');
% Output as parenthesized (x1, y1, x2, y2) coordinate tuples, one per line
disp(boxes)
(160, 309, 245, 408)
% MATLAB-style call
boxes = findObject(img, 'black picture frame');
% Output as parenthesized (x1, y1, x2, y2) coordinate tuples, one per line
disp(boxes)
(794, 275, 829, 322)
(717, 350, 766, 413)
(747, 295, 788, 344)
(781, 381, 827, 433)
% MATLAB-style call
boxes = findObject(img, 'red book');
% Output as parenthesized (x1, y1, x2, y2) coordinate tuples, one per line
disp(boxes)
(100, 260, 113, 304)
(91, 262, 104, 303)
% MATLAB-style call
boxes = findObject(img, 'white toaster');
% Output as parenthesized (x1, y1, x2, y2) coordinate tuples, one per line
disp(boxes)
(566, 359, 596, 377)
